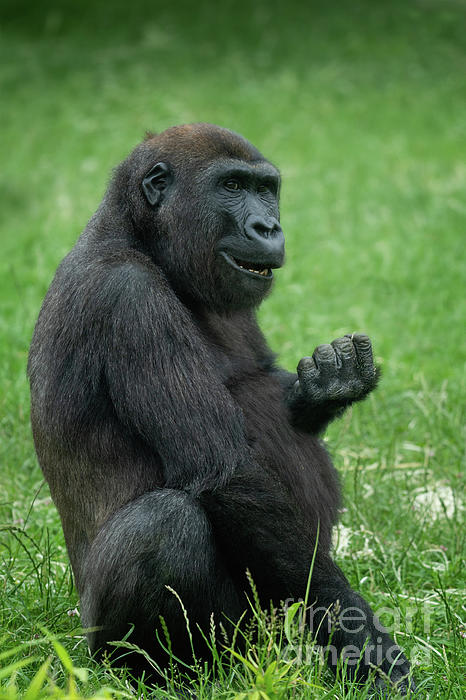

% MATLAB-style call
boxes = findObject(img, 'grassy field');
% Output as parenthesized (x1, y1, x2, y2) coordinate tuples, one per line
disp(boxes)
(0, 0, 465, 697)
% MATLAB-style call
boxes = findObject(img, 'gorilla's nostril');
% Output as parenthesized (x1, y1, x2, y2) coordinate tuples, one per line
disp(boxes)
(254, 224, 271, 237)
(247, 217, 282, 239)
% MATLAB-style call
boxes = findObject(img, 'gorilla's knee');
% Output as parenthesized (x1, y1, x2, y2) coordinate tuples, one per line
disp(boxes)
(81, 489, 240, 662)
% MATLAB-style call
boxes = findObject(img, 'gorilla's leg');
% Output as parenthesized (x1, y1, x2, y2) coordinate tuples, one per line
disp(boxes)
(201, 468, 414, 694)
(80, 489, 243, 675)
(305, 557, 414, 694)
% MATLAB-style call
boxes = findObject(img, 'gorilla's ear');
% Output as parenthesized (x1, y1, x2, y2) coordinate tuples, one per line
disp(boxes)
(142, 162, 171, 207)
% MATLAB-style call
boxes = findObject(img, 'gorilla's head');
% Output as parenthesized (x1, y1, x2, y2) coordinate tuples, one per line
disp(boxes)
(115, 123, 285, 311)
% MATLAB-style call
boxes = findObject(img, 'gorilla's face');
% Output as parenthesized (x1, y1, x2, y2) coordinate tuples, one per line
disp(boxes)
(142, 154, 285, 312)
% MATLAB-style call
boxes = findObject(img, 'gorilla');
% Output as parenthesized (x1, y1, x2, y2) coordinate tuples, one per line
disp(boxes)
(28, 123, 414, 693)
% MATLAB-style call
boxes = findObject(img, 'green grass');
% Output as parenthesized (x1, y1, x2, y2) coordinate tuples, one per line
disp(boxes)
(0, 0, 465, 696)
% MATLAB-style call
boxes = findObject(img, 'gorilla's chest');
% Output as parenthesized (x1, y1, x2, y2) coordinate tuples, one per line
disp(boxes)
(228, 370, 302, 458)
(195, 312, 335, 495)
(227, 368, 340, 531)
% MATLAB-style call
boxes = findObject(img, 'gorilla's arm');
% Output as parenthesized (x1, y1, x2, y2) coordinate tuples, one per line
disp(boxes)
(274, 335, 379, 435)
(103, 256, 250, 493)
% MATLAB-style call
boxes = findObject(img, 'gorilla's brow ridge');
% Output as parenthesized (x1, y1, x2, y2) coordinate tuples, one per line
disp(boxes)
(205, 158, 280, 181)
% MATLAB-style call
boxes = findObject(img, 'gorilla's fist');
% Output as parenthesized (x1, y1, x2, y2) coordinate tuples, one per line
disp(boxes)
(296, 333, 379, 406)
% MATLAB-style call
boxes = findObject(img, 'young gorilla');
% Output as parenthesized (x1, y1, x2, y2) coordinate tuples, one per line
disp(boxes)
(28, 124, 414, 693)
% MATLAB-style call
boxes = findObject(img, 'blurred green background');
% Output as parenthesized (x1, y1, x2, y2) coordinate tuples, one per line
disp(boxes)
(0, 0, 465, 697)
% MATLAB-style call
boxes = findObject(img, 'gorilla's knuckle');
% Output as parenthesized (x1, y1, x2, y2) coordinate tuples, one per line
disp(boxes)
(332, 337, 354, 356)
(298, 356, 313, 370)
(353, 333, 372, 349)
(332, 336, 350, 347)
(314, 343, 334, 358)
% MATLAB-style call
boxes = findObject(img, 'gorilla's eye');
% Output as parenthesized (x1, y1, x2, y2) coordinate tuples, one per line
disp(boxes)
(224, 179, 241, 191)
(257, 184, 269, 193)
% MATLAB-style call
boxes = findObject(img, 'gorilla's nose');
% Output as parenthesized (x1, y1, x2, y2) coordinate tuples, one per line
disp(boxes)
(244, 216, 285, 268)
(246, 216, 282, 238)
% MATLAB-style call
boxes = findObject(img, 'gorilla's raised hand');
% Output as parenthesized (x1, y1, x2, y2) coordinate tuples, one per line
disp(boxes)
(286, 334, 379, 434)
(298, 333, 378, 403)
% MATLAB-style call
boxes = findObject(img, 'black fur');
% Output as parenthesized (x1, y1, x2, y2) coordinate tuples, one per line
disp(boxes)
(28, 124, 414, 692)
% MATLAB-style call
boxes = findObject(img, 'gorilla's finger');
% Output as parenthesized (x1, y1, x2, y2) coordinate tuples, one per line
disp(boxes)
(297, 356, 318, 378)
(346, 333, 374, 374)
(331, 336, 355, 369)
(312, 344, 337, 371)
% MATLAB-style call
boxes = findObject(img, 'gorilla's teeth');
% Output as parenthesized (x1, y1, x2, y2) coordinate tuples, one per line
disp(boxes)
(237, 262, 270, 276)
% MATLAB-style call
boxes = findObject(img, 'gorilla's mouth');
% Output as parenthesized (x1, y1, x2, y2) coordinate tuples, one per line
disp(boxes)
(220, 252, 273, 279)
